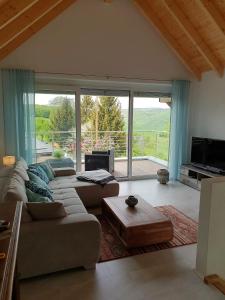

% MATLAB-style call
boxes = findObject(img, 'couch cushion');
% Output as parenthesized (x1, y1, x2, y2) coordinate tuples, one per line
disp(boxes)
(14, 160, 29, 181)
(4, 174, 32, 223)
(64, 205, 86, 215)
(39, 162, 55, 180)
(27, 171, 48, 188)
(18, 157, 28, 170)
(25, 181, 53, 200)
(52, 188, 87, 215)
(26, 202, 67, 220)
(48, 175, 119, 208)
(28, 165, 49, 184)
(26, 188, 51, 203)
(48, 175, 85, 189)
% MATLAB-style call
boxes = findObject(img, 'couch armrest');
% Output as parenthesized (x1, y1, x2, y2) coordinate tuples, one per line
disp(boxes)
(18, 214, 101, 278)
(53, 167, 76, 177)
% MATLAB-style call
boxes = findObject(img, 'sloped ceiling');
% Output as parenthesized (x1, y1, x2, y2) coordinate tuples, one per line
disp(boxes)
(0, 0, 77, 61)
(0, 0, 225, 80)
(134, 0, 225, 80)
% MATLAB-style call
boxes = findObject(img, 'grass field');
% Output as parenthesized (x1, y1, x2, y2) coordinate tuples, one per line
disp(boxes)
(124, 108, 170, 161)
(122, 108, 170, 131)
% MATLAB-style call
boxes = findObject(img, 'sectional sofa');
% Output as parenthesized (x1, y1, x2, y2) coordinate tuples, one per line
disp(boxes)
(0, 159, 119, 279)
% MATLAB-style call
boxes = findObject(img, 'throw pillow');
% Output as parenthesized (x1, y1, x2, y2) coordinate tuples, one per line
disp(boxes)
(28, 165, 49, 184)
(27, 169, 48, 187)
(18, 157, 28, 170)
(39, 162, 55, 181)
(14, 161, 29, 181)
(25, 180, 53, 200)
(27, 171, 48, 188)
(26, 188, 51, 203)
(26, 202, 66, 220)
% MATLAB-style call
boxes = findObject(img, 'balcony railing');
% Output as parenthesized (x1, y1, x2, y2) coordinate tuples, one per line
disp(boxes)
(36, 130, 170, 163)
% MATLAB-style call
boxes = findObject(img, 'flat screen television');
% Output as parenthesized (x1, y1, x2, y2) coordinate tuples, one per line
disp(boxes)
(191, 137, 225, 174)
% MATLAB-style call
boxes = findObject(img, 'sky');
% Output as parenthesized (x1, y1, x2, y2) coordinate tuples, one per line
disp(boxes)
(35, 93, 169, 109)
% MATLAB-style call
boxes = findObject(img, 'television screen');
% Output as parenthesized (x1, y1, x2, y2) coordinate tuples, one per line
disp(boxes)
(206, 139, 225, 170)
(191, 137, 225, 172)
(191, 137, 207, 166)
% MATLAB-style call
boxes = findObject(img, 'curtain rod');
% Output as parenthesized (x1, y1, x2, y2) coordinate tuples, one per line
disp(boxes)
(35, 71, 172, 84)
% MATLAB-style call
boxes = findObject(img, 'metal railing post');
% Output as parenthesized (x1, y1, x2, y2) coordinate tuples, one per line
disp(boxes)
(75, 88, 81, 171)
(128, 91, 134, 179)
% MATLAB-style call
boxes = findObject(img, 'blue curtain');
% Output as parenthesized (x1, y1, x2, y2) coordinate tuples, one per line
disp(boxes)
(169, 80, 190, 180)
(1, 69, 36, 164)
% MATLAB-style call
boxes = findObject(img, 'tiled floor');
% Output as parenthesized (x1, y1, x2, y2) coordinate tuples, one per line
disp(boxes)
(119, 179, 199, 221)
(20, 180, 224, 300)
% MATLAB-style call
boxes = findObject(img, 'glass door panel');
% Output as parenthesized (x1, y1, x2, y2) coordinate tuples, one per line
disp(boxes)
(132, 97, 171, 177)
(35, 93, 76, 168)
(80, 93, 129, 178)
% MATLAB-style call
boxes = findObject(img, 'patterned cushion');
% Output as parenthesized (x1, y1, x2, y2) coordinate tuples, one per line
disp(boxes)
(28, 165, 49, 184)
(26, 188, 51, 203)
(25, 181, 53, 200)
(39, 162, 55, 181)
(27, 171, 48, 188)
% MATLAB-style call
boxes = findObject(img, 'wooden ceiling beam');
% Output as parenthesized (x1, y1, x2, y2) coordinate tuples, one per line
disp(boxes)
(0, 0, 9, 7)
(134, 0, 202, 80)
(0, 0, 39, 29)
(0, 0, 66, 49)
(199, 0, 225, 37)
(0, 0, 77, 61)
(162, 0, 224, 77)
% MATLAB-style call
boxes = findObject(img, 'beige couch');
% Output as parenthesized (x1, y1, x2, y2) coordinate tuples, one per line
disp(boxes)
(0, 159, 119, 279)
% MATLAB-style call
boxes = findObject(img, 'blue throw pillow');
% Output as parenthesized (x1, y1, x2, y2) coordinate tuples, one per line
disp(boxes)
(28, 165, 49, 184)
(27, 171, 49, 188)
(26, 188, 51, 203)
(25, 181, 53, 200)
(39, 162, 55, 181)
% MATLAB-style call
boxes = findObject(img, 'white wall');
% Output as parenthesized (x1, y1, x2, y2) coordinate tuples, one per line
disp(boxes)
(0, 0, 190, 80)
(189, 72, 225, 140)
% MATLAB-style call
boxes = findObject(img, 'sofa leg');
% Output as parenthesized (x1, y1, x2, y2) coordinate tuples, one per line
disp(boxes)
(84, 263, 96, 270)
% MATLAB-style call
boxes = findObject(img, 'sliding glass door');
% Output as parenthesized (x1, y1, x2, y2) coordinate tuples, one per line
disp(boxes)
(80, 90, 129, 178)
(35, 89, 171, 179)
(131, 96, 171, 177)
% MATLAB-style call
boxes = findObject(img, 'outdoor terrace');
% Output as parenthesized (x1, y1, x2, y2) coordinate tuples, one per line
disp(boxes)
(36, 130, 169, 178)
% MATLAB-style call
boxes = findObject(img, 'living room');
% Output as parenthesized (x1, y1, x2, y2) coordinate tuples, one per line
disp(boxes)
(0, 0, 225, 299)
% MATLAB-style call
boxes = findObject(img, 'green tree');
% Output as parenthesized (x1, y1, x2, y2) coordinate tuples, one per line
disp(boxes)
(88, 96, 126, 156)
(50, 98, 75, 147)
(35, 117, 51, 142)
(97, 96, 124, 132)
(80, 95, 95, 124)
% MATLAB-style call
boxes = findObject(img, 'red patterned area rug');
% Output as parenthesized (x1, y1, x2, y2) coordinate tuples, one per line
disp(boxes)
(97, 205, 198, 263)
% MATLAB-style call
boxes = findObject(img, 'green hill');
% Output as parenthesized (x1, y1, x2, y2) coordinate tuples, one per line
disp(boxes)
(35, 104, 54, 118)
(122, 108, 170, 132)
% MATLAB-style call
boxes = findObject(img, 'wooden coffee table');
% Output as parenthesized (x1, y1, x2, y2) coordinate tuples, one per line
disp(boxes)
(102, 195, 173, 248)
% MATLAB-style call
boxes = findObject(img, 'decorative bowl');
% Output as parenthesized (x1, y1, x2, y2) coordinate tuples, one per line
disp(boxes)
(125, 195, 138, 207)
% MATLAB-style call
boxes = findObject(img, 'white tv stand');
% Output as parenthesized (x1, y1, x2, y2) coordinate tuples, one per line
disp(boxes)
(180, 164, 222, 190)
